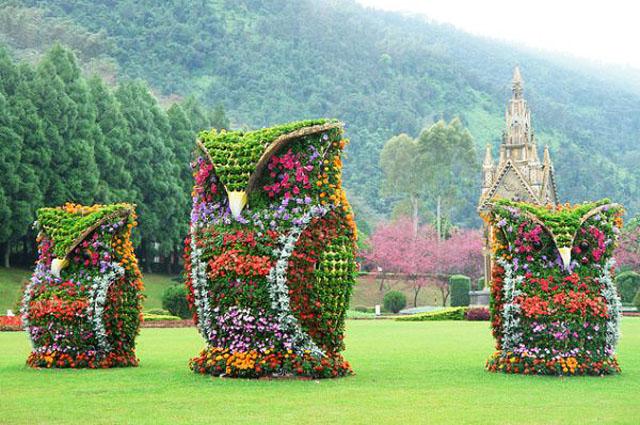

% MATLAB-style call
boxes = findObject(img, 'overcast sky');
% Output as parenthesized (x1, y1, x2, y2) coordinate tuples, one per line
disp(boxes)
(356, 0, 640, 71)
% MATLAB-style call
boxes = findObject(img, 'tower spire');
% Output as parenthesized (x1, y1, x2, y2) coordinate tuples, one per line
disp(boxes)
(512, 65, 523, 99)
(483, 144, 493, 168)
(543, 145, 551, 165)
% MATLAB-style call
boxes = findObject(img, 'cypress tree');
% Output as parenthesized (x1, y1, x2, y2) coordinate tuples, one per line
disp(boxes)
(30, 45, 99, 205)
(88, 76, 134, 202)
(210, 103, 230, 130)
(116, 81, 184, 272)
(1, 55, 44, 266)
(181, 96, 210, 132)
(167, 103, 194, 270)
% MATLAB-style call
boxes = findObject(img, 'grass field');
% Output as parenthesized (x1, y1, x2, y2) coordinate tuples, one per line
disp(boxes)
(0, 268, 445, 313)
(1, 319, 639, 425)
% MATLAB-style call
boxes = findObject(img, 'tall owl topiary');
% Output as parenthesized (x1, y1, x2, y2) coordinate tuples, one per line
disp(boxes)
(22, 203, 143, 368)
(484, 199, 624, 376)
(185, 119, 357, 379)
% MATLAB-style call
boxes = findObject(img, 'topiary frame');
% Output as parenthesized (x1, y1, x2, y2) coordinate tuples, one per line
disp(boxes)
(22, 203, 143, 368)
(184, 119, 358, 379)
(483, 199, 624, 376)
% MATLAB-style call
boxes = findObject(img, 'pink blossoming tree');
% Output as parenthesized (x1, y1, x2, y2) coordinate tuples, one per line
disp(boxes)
(363, 217, 483, 307)
(614, 224, 640, 271)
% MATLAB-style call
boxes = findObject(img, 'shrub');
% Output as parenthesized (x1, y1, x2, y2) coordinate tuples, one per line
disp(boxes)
(396, 307, 467, 321)
(142, 312, 182, 322)
(615, 271, 640, 304)
(449, 275, 471, 306)
(383, 290, 406, 313)
(346, 310, 376, 319)
(465, 307, 490, 321)
(162, 285, 192, 319)
(634, 289, 640, 311)
(354, 305, 369, 313)
(476, 277, 485, 290)
(145, 308, 171, 315)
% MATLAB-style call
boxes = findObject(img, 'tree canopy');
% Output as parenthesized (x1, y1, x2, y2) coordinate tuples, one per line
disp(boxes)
(0, 45, 228, 270)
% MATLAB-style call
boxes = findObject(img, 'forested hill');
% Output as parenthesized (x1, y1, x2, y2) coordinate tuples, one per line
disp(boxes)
(5, 0, 640, 224)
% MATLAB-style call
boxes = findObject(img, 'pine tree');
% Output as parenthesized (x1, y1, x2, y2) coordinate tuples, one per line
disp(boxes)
(167, 103, 194, 188)
(0, 92, 19, 267)
(0, 48, 19, 96)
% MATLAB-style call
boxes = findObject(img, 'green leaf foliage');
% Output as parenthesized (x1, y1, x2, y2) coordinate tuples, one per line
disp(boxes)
(0, 45, 228, 269)
(9, 0, 640, 228)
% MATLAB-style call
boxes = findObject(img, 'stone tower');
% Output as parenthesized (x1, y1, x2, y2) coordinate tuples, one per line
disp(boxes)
(477, 66, 559, 289)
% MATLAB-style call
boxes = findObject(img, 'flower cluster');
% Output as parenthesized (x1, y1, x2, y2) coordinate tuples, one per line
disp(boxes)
(186, 120, 357, 379)
(208, 307, 296, 353)
(0, 315, 21, 331)
(189, 346, 352, 379)
(22, 203, 143, 369)
(485, 199, 624, 376)
(263, 149, 313, 198)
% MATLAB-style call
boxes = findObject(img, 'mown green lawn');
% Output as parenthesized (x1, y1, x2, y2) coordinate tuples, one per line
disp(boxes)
(1, 319, 639, 425)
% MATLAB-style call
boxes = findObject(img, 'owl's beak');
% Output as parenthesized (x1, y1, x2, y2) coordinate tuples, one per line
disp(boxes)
(558, 246, 571, 271)
(51, 258, 69, 278)
(227, 190, 248, 219)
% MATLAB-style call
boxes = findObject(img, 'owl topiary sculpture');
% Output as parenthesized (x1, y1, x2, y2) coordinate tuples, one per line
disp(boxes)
(185, 119, 357, 379)
(22, 203, 143, 368)
(484, 199, 624, 375)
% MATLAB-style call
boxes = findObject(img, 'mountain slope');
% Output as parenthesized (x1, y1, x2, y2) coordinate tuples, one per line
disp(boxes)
(10, 0, 640, 224)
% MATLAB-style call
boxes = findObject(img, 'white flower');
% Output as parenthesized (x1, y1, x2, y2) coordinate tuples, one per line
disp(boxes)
(600, 258, 621, 351)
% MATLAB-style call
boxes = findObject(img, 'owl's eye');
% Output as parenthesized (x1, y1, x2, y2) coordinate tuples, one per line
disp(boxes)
(580, 241, 590, 251)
